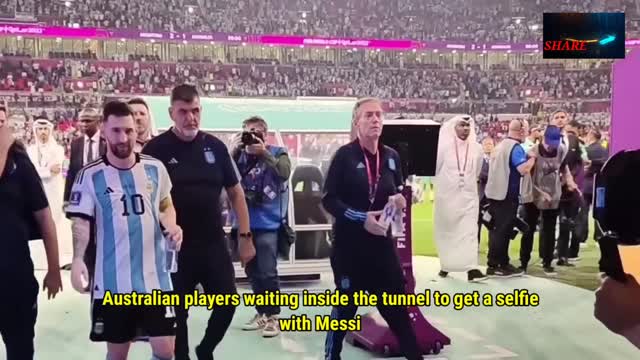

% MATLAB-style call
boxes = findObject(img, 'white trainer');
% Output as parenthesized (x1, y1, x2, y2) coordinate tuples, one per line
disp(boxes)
(242, 314, 267, 331)
(262, 316, 280, 338)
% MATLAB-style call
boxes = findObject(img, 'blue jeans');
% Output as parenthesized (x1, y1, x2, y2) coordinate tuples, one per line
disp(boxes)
(245, 230, 281, 316)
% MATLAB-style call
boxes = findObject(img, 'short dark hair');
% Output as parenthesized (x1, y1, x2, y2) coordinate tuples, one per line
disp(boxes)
(242, 116, 268, 132)
(590, 128, 602, 140)
(102, 101, 133, 122)
(568, 120, 581, 128)
(171, 84, 199, 104)
(127, 97, 149, 110)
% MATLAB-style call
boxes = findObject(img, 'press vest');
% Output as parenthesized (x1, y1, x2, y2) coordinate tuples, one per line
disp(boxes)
(485, 138, 520, 201)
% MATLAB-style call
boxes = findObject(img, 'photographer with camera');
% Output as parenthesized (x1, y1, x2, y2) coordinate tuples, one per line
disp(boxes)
(229, 116, 291, 338)
(526, 125, 580, 275)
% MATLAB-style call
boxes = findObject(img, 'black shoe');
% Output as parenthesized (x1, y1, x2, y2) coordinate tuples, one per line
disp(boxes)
(503, 263, 524, 276)
(438, 270, 448, 278)
(195, 345, 213, 360)
(486, 266, 498, 277)
(487, 265, 514, 278)
(60, 263, 72, 270)
(543, 265, 557, 276)
(519, 264, 528, 274)
(467, 269, 488, 282)
(557, 258, 575, 267)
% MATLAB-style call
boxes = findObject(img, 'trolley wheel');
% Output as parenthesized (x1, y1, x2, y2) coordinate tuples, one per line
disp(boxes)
(383, 345, 391, 356)
(432, 341, 442, 354)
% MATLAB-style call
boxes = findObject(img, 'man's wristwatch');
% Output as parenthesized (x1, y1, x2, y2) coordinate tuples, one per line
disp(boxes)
(239, 232, 253, 239)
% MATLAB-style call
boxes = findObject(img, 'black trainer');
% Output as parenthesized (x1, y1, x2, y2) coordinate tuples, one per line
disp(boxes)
(438, 270, 448, 278)
(486, 266, 498, 277)
(519, 264, 528, 274)
(557, 258, 575, 267)
(543, 265, 557, 275)
(503, 263, 524, 276)
(468, 269, 488, 282)
(487, 265, 513, 278)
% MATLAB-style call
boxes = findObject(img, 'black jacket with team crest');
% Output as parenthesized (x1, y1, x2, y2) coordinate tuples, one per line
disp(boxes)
(322, 139, 404, 260)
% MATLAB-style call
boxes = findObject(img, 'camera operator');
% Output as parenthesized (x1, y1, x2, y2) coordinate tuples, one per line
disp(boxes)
(229, 116, 291, 338)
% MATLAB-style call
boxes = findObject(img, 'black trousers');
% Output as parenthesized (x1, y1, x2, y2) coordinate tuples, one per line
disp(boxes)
(580, 192, 602, 242)
(557, 196, 582, 259)
(487, 198, 519, 268)
(0, 273, 38, 360)
(539, 208, 560, 266)
(518, 202, 540, 268)
(325, 244, 422, 360)
(172, 241, 237, 360)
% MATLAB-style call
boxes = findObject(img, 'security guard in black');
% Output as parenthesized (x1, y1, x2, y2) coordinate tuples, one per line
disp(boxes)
(0, 143, 48, 360)
(141, 129, 239, 359)
(322, 139, 422, 360)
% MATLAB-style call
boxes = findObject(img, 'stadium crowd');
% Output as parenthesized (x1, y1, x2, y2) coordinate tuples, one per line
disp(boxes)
(4, 0, 635, 42)
(0, 58, 612, 101)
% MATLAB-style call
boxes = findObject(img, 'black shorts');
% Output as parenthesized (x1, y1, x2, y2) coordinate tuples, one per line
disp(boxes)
(90, 293, 177, 343)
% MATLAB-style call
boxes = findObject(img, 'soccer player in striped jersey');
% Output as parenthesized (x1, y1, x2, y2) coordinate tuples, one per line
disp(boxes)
(66, 101, 182, 360)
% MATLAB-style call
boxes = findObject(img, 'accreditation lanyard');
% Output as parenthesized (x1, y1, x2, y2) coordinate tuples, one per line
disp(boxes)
(454, 136, 470, 177)
(362, 145, 381, 205)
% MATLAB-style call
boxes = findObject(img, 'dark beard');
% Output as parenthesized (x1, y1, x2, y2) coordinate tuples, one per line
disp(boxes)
(110, 143, 132, 159)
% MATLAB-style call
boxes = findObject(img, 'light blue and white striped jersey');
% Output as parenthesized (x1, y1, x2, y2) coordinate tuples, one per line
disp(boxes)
(66, 154, 173, 299)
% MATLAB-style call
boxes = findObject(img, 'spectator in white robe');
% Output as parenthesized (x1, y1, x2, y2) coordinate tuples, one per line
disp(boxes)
(433, 115, 487, 282)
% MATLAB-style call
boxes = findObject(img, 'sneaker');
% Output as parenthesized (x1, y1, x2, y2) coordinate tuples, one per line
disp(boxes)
(543, 265, 557, 276)
(438, 270, 448, 278)
(557, 258, 575, 267)
(467, 269, 488, 282)
(487, 266, 513, 278)
(503, 264, 524, 277)
(262, 316, 280, 338)
(242, 314, 267, 331)
(518, 264, 528, 274)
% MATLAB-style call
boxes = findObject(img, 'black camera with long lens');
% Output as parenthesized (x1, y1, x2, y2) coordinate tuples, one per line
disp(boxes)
(593, 149, 640, 283)
(241, 130, 263, 146)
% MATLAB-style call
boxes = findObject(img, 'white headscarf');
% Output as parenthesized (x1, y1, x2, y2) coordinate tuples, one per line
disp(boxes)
(436, 115, 479, 176)
(28, 118, 65, 179)
(33, 118, 55, 148)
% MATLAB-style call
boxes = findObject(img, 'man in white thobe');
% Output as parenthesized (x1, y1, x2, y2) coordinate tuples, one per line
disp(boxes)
(433, 115, 488, 282)
(27, 118, 71, 268)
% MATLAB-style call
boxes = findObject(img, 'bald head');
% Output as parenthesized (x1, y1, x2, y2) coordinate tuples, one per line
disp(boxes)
(508, 119, 528, 141)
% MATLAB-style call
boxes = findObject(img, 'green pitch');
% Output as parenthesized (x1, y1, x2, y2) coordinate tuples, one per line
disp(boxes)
(411, 197, 602, 291)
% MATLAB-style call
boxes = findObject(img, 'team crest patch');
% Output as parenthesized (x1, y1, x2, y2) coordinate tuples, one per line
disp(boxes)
(341, 276, 350, 290)
(389, 158, 396, 171)
(70, 191, 82, 205)
(204, 148, 216, 164)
